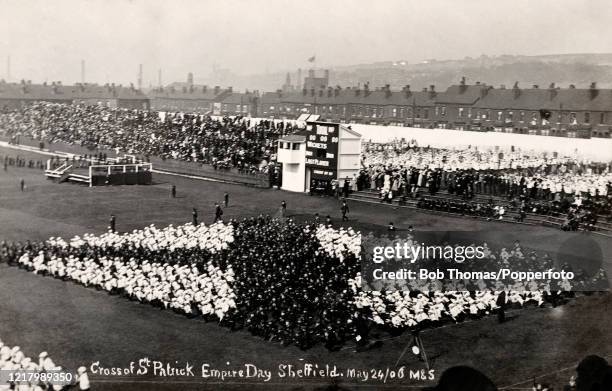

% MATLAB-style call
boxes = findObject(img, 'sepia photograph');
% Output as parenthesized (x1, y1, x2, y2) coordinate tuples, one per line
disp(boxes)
(0, 0, 611, 390)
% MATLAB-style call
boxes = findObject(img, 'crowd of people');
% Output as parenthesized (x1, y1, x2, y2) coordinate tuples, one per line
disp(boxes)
(1, 218, 605, 351)
(1, 154, 46, 171)
(0, 339, 89, 390)
(1, 102, 610, 230)
(0, 102, 292, 174)
(1, 102, 611, 390)
(358, 142, 612, 229)
(417, 197, 506, 219)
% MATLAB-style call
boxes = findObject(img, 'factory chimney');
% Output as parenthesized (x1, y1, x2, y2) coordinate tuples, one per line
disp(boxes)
(138, 64, 143, 90)
(81, 60, 85, 84)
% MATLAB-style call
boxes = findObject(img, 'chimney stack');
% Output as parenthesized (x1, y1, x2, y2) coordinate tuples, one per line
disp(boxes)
(187, 72, 194, 87)
(513, 82, 520, 98)
(403, 85, 411, 97)
(81, 59, 85, 84)
(480, 85, 490, 98)
(589, 82, 598, 99)
(549, 82, 557, 99)
(429, 85, 436, 99)
(459, 77, 467, 93)
(138, 64, 143, 90)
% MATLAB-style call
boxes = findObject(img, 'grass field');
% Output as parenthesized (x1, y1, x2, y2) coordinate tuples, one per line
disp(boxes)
(0, 145, 611, 390)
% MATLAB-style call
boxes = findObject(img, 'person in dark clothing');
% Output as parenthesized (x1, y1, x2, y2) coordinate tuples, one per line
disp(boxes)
(496, 291, 506, 323)
(343, 178, 350, 198)
(341, 201, 350, 221)
(171, 185, 176, 198)
(192, 208, 198, 226)
(354, 312, 370, 352)
(20, 178, 25, 191)
(575, 355, 612, 391)
(280, 200, 287, 218)
(224, 192, 229, 207)
(214, 203, 223, 222)
(109, 215, 116, 232)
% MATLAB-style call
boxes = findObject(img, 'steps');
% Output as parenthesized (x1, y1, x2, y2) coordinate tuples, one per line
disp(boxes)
(58, 171, 72, 183)
(45, 163, 72, 180)
(67, 173, 90, 184)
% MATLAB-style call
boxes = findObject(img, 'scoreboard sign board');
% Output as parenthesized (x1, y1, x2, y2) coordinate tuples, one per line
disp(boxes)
(304, 122, 339, 179)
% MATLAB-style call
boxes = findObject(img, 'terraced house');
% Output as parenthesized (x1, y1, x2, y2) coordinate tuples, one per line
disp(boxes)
(259, 78, 612, 138)
(0, 80, 149, 110)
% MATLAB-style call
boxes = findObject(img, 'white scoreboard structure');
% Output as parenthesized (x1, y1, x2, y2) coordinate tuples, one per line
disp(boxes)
(276, 120, 362, 193)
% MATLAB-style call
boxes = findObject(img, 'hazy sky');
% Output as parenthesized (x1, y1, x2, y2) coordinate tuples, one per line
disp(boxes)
(1, 0, 611, 85)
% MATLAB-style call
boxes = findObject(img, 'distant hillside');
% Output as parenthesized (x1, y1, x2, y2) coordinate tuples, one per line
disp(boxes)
(196, 53, 612, 92)
(330, 62, 612, 91)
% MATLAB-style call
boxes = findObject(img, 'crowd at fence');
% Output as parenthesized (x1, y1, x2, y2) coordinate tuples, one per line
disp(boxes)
(1, 154, 45, 171)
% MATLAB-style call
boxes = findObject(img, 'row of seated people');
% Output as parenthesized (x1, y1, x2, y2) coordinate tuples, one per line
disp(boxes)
(416, 197, 506, 219)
